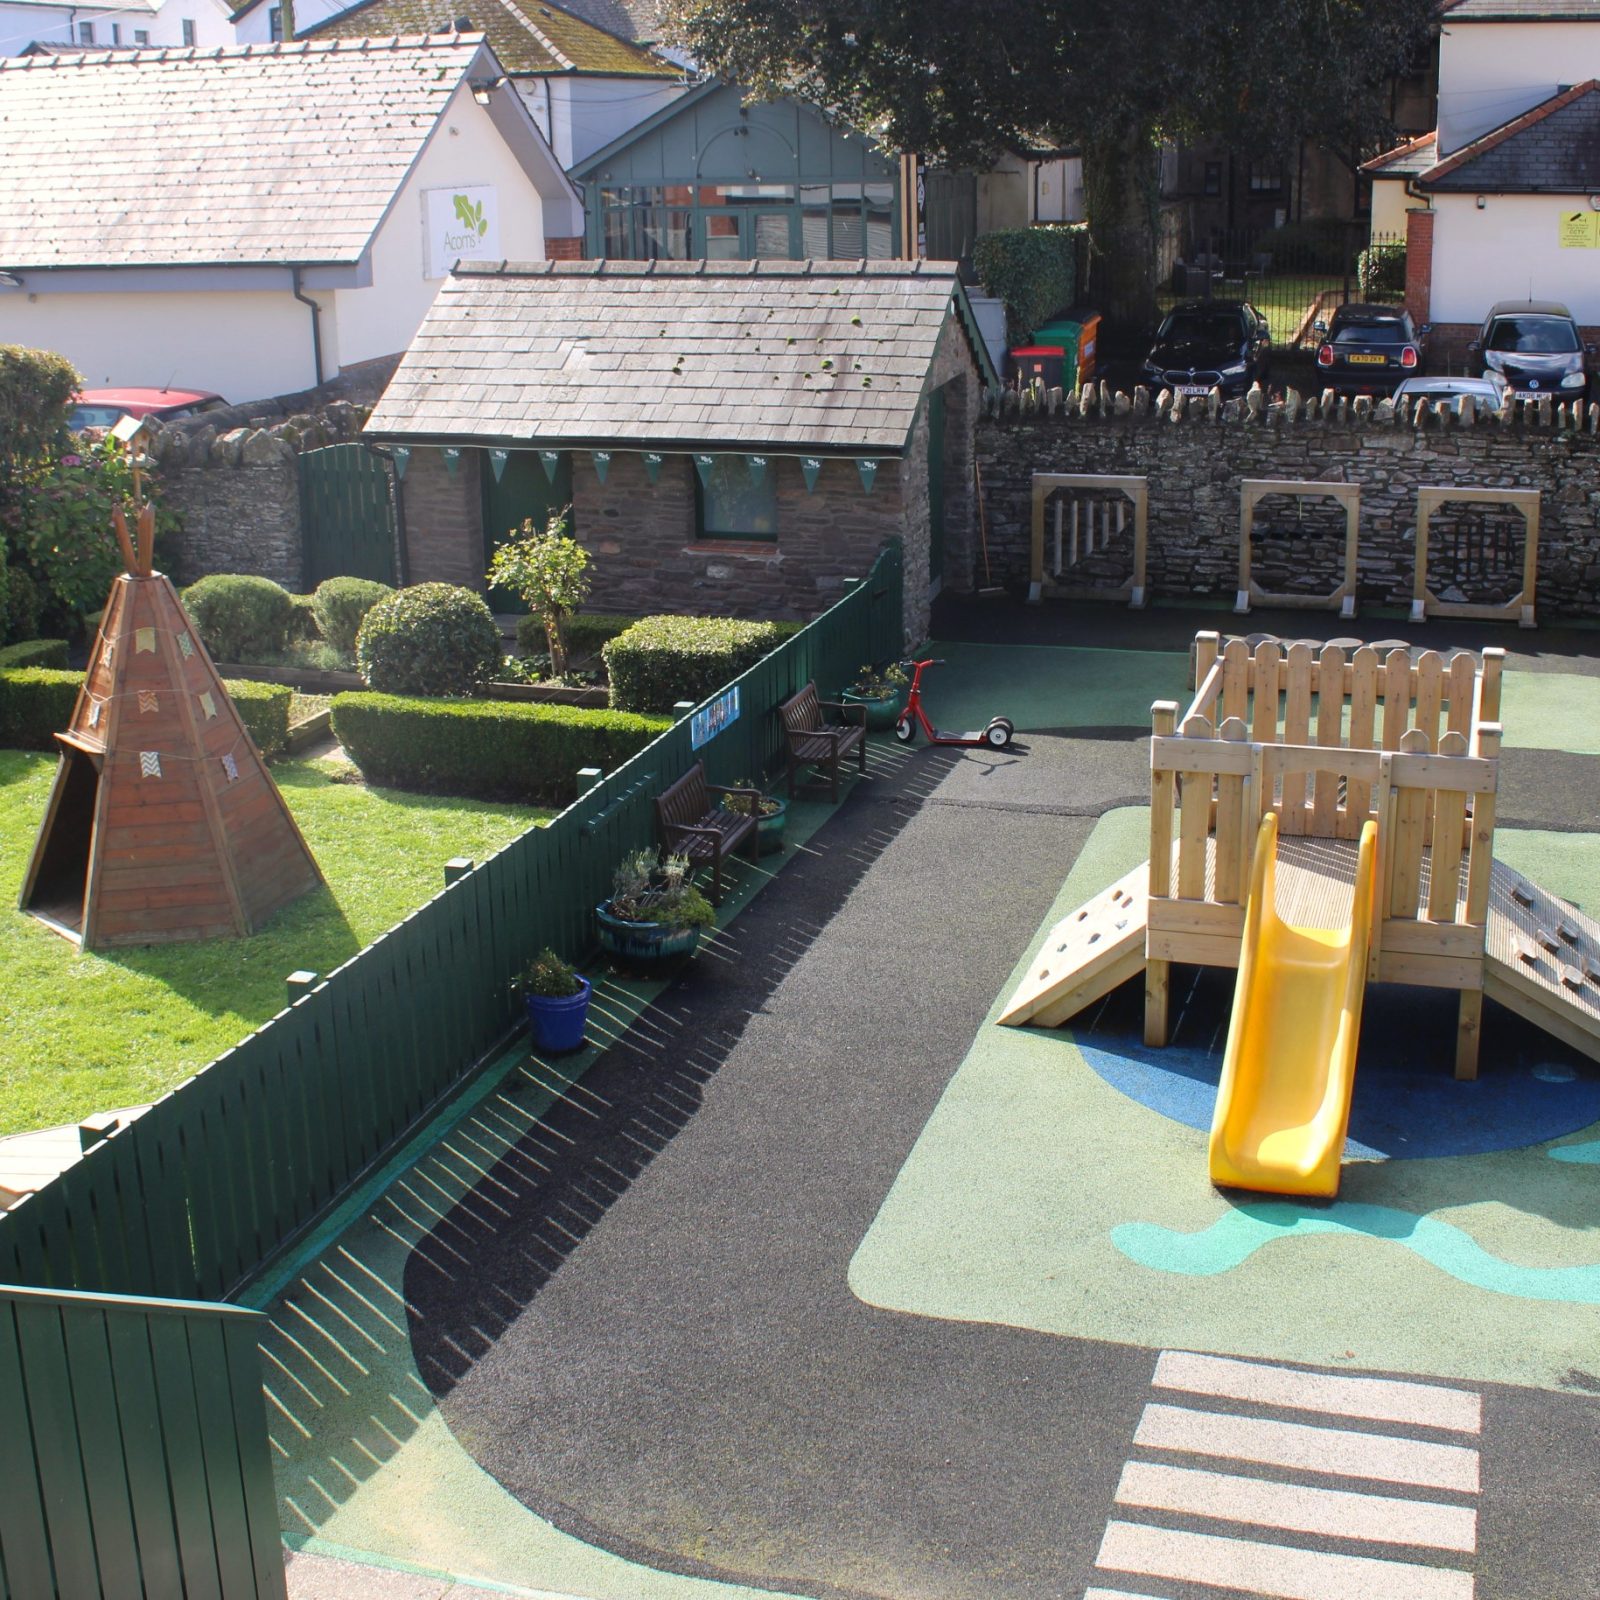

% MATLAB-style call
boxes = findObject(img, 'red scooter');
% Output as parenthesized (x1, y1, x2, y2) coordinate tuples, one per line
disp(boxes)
(893, 658, 1015, 749)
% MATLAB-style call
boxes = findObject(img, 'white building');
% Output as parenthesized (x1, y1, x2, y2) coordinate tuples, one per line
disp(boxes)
(306, 0, 688, 172)
(0, 34, 583, 402)
(0, 0, 157, 53)
(1365, 0, 1600, 349)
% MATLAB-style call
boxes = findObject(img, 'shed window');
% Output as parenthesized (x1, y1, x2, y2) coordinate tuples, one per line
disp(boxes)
(78, 21, 93, 41)
(696, 457, 777, 542)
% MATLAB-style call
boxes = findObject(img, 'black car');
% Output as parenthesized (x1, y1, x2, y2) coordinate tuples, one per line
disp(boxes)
(1141, 300, 1271, 398)
(1469, 301, 1594, 398)
(1314, 304, 1427, 395)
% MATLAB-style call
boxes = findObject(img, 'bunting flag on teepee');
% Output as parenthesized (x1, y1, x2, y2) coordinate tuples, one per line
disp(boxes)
(20, 492, 323, 950)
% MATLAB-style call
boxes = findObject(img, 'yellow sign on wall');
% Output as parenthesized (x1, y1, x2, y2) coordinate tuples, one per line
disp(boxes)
(1559, 210, 1600, 248)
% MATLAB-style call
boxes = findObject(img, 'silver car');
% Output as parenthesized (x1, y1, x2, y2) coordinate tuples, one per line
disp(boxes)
(1393, 373, 1510, 413)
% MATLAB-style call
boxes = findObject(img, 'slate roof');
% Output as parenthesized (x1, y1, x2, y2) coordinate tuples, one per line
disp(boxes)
(1362, 130, 1438, 178)
(1419, 79, 1600, 189)
(545, 0, 661, 42)
(307, 0, 675, 75)
(0, 36, 497, 270)
(365, 259, 992, 454)
(1441, 0, 1600, 17)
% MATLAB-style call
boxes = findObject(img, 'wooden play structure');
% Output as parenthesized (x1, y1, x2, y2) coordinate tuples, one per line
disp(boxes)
(1412, 485, 1540, 629)
(20, 482, 322, 949)
(1235, 479, 1360, 619)
(1002, 632, 1600, 1113)
(1027, 473, 1148, 608)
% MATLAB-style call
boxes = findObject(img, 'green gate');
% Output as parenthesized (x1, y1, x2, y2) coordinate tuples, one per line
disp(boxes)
(300, 443, 398, 588)
(0, 1284, 284, 1600)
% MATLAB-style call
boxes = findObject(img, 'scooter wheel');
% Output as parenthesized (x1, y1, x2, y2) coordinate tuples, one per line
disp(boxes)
(984, 720, 1013, 749)
(894, 716, 916, 744)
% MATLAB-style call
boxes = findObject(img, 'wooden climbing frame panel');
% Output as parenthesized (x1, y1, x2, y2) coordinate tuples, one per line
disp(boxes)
(1235, 479, 1361, 619)
(1028, 473, 1149, 608)
(1412, 485, 1540, 628)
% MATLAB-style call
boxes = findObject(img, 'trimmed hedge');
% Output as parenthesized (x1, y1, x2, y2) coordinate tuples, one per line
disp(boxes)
(603, 615, 785, 712)
(6, 566, 46, 646)
(972, 225, 1084, 340)
(0, 666, 291, 757)
(1357, 241, 1406, 300)
(0, 637, 68, 669)
(183, 574, 297, 662)
(516, 608, 638, 663)
(330, 691, 672, 803)
(312, 576, 393, 657)
(287, 592, 321, 644)
(356, 582, 501, 696)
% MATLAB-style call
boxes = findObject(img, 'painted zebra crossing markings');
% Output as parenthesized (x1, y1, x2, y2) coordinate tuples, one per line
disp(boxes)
(1089, 1352, 1481, 1598)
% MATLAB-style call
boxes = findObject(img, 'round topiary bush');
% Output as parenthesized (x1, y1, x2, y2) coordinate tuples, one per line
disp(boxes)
(182, 574, 296, 662)
(312, 575, 394, 657)
(355, 582, 501, 696)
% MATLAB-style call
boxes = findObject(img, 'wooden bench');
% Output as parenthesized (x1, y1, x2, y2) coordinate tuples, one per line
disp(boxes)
(653, 761, 759, 904)
(778, 681, 867, 803)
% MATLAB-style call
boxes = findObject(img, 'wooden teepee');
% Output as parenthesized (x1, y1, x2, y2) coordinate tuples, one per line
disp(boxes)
(20, 482, 323, 949)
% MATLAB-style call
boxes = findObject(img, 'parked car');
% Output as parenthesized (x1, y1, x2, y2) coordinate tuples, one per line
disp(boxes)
(67, 386, 227, 431)
(1468, 301, 1594, 398)
(1393, 373, 1510, 413)
(1141, 300, 1271, 399)
(1313, 303, 1427, 395)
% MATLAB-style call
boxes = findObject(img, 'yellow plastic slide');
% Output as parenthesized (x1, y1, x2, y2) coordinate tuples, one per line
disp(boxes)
(1208, 812, 1377, 1199)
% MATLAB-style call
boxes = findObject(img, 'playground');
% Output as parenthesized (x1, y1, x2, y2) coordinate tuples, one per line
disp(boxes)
(253, 596, 1600, 1600)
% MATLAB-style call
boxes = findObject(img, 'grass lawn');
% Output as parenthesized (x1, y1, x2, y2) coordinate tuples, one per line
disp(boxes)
(0, 751, 550, 1137)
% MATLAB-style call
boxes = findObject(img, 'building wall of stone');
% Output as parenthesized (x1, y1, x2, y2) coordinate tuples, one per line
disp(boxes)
(975, 392, 1600, 616)
(571, 451, 906, 626)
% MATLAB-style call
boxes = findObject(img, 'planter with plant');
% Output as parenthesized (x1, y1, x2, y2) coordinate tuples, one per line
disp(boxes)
(720, 779, 788, 855)
(839, 662, 909, 730)
(512, 947, 592, 1054)
(596, 849, 716, 966)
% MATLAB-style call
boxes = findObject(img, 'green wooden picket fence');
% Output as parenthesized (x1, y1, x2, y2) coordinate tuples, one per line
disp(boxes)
(0, 1285, 283, 1600)
(0, 540, 903, 1307)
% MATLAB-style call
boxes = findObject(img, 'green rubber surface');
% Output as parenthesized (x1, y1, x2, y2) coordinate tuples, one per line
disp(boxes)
(1500, 669, 1600, 754)
(850, 808, 1600, 1394)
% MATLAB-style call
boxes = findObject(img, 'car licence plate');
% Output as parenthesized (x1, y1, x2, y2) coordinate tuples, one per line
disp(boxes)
(1346, 353, 1386, 365)
(1178, 384, 1211, 396)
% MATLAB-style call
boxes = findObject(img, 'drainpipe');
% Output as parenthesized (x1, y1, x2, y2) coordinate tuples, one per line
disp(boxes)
(290, 266, 324, 388)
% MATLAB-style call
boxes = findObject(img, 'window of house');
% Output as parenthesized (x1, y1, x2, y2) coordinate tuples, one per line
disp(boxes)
(182, 17, 195, 42)
(110, 22, 121, 43)
(78, 21, 94, 42)
(1203, 161, 1222, 197)
(1248, 161, 1284, 194)
(696, 456, 777, 542)
(269, 5, 282, 39)
(133, 28, 148, 43)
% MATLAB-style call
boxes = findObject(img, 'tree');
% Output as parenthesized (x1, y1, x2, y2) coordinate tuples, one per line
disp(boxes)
(664, 0, 1435, 325)
(486, 508, 592, 678)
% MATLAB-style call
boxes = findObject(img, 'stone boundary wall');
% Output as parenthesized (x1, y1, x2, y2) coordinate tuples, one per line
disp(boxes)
(146, 401, 373, 590)
(976, 382, 1600, 617)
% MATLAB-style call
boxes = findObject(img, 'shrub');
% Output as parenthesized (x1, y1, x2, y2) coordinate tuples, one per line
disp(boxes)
(0, 666, 79, 746)
(603, 615, 785, 712)
(486, 510, 590, 675)
(330, 692, 671, 802)
(517, 609, 636, 665)
(4, 565, 42, 643)
(311, 576, 393, 657)
(0, 637, 68, 669)
(227, 678, 293, 758)
(183, 574, 297, 662)
(1357, 241, 1406, 301)
(355, 583, 501, 697)
(287, 592, 321, 644)
(972, 226, 1085, 340)
(1254, 219, 1351, 275)
(0, 346, 77, 467)
(0, 666, 290, 755)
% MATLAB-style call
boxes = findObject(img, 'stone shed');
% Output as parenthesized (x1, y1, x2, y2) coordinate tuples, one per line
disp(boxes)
(362, 258, 997, 643)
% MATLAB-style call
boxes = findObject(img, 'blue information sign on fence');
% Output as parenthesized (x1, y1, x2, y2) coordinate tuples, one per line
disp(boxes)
(691, 686, 740, 750)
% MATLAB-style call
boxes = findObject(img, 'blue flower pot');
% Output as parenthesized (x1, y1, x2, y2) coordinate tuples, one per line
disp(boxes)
(525, 975, 591, 1054)
(595, 903, 704, 966)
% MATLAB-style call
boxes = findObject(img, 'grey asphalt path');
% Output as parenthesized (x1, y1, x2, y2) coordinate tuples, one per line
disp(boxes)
(401, 654, 1600, 1600)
